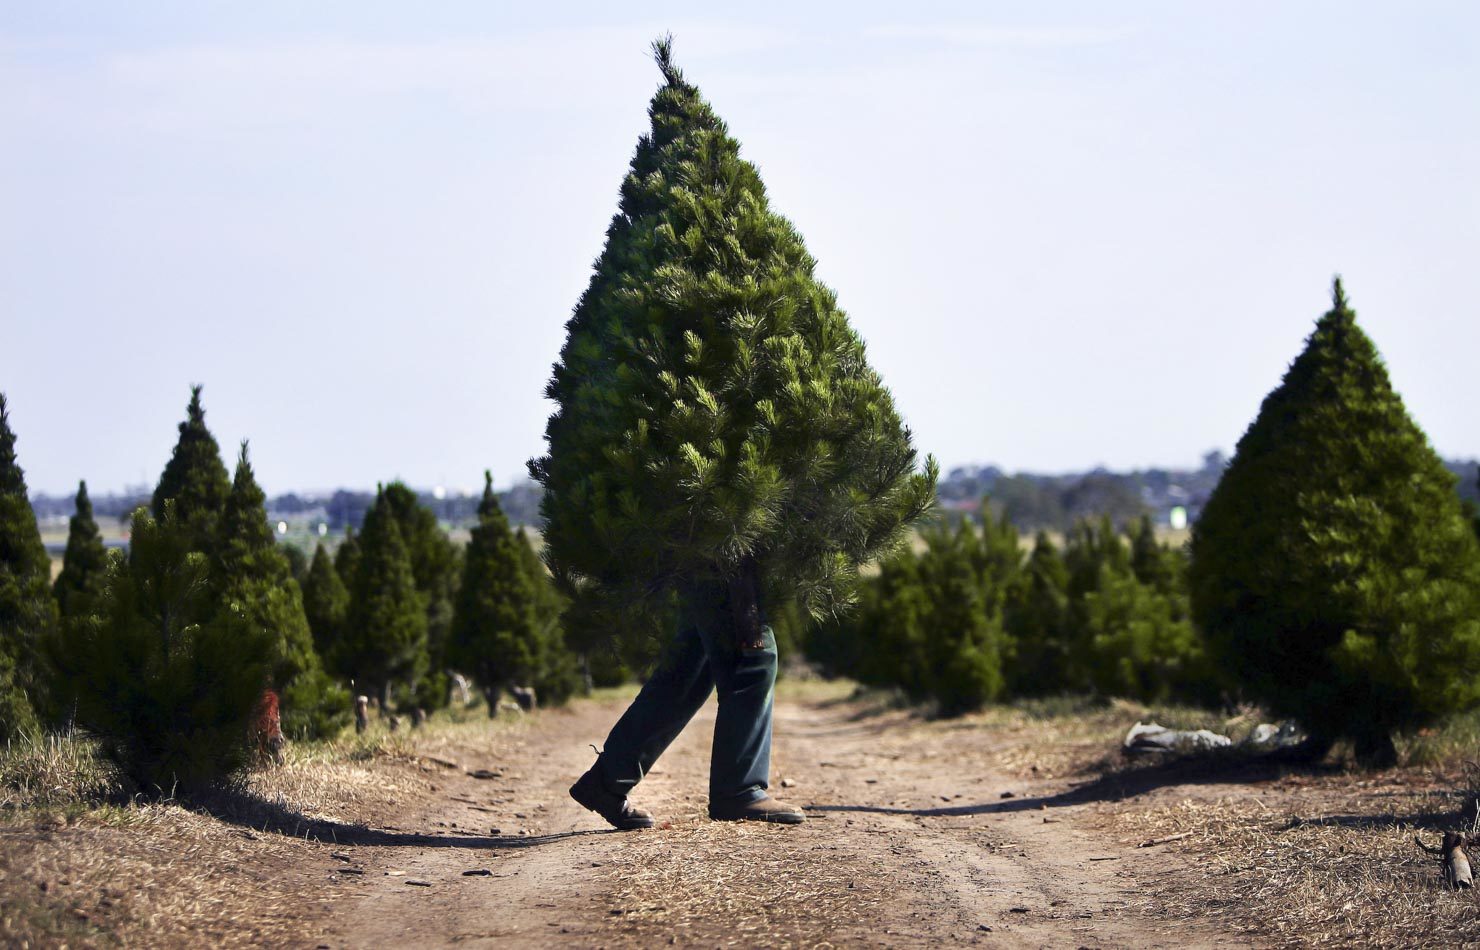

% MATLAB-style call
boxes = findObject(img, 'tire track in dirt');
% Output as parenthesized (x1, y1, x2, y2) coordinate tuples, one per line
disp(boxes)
(322, 693, 1257, 948)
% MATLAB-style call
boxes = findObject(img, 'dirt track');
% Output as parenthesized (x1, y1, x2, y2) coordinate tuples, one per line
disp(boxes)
(307, 691, 1253, 948)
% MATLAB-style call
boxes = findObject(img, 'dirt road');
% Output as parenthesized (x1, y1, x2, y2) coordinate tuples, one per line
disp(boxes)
(310, 691, 1252, 948)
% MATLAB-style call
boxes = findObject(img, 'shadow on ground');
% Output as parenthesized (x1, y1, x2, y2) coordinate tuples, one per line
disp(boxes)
(193, 786, 616, 850)
(808, 752, 1459, 831)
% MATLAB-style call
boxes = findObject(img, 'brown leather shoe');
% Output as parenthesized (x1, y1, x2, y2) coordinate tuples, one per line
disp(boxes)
(708, 794, 805, 824)
(569, 768, 655, 830)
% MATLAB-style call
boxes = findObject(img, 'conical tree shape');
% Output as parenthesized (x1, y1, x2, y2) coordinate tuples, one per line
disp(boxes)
(531, 39, 936, 635)
(66, 503, 273, 794)
(1189, 279, 1480, 762)
(513, 526, 579, 705)
(152, 385, 231, 554)
(379, 482, 458, 708)
(343, 487, 428, 708)
(1004, 531, 1072, 696)
(215, 443, 348, 738)
(302, 542, 349, 673)
(54, 480, 108, 620)
(0, 394, 54, 737)
(448, 473, 543, 713)
(334, 526, 362, 587)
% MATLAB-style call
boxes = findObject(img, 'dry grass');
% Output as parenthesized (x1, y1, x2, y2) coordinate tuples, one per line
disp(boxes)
(1102, 786, 1480, 947)
(0, 705, 529, 948)
(603, 818, 890, 948)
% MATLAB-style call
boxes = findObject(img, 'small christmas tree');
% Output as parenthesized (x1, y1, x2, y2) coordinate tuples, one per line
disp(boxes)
(54, 480, 109, 620)
(151, 386, 231, 554)
(1004, 532, 1071, 695)
(379, 482, 458, 708)
(1189, 279, 1480, 764)
(301, 542, 349, 673)
(68, 504, 273, 794)
(449, 473, 544, 714)
(215, 443, 347, 738)
(334, 526, 362, 587)
(531, 39, 935, 646)
(0, 394, 55, 737)
(342, 487, 428, 709)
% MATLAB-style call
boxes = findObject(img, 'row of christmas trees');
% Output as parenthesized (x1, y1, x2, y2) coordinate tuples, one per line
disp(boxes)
(810, 511, 1211, 716)
(810, 282, 1480, 765)
(0, 386, 573, 791)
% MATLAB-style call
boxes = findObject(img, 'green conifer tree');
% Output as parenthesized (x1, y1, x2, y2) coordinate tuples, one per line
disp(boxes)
(301, 542, 349, 674)
(1129, 515, 1178, 596)
(1189, 280, 1480, 764)
(281, 544, 309, 584)
(448, 473, 544, 714)
(151, 385, 231, 554)
(0, 394, 55, 737)
(1004, 532, 1072, 695)
(513, 526, 580, 704)
(343, 488, 428, 709)
(381, 482, 458, 708)
(531, 39, 935, 645)
(334, 526, 362, 588)
(54, 480, 109, 620)
(66, 504, 272, 794)
(215, 444, 348, 738)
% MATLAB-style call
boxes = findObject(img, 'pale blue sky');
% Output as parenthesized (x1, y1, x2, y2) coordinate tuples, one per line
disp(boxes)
(3, 2, 1477, 496)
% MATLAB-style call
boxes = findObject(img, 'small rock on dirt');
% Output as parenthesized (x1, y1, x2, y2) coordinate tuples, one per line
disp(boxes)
(1000, 791, 1016, 799)
(468, 768, 500, 780)
(781, 777, 797, 788)
(405, 879, 433, 887)
(462, 869, 493, 876)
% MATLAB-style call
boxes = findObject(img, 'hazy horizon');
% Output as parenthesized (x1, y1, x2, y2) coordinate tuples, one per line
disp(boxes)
(5, 2, 1477, 497)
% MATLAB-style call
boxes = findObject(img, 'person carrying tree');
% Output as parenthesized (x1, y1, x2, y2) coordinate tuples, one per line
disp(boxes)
(531, 38, 935, 829)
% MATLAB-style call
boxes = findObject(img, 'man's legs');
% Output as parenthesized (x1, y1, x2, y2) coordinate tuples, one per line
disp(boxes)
(589, 624, 715, 798)
(698, 622, 776, 806)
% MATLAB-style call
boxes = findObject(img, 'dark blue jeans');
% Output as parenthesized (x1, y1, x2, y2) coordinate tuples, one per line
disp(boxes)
(594, 586, 776, 806)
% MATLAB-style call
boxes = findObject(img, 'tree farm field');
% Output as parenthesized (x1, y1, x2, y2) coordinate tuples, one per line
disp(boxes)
(5, 680, 1480, 948)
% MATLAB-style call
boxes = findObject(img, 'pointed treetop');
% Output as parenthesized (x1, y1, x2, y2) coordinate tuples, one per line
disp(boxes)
(652, 33, 682, 86)
(76, 479, 92, 515)
(187, 384, 205, 423)
(1331, 275, 1347, 311)
(0, 392, 24, 497)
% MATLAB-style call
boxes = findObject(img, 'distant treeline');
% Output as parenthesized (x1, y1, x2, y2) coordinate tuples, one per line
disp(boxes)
(938, 454, 1479, 532)
(30, 480, 546, 530)
(30, 459, 1478, 536)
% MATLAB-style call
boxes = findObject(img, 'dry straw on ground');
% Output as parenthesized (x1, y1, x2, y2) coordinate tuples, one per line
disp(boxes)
(1103, 785, 1480, 947)
(602, 818, 887, 948)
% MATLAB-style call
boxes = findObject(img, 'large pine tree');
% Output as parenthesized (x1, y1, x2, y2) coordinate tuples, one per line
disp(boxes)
(54, 480, 109, 620)
(448, 473, 544, 714)
(531, 39, 935, 643)
(152, 385, 231, 554)
(215, 443, 347, 738)
(0, 394, 55, 737)
(342, 487, 428, 708)
(1189, 280, 1480, 763)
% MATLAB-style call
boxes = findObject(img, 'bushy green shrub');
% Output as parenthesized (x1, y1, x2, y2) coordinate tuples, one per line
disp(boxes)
(1189, 280, 1480, 764)
(66, 507, 272, 795)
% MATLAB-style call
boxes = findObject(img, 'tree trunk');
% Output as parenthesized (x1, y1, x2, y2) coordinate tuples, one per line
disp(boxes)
(729, 556, 765, 651)
(380, 680, 392, 716)
(483, 684, 501, 719)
